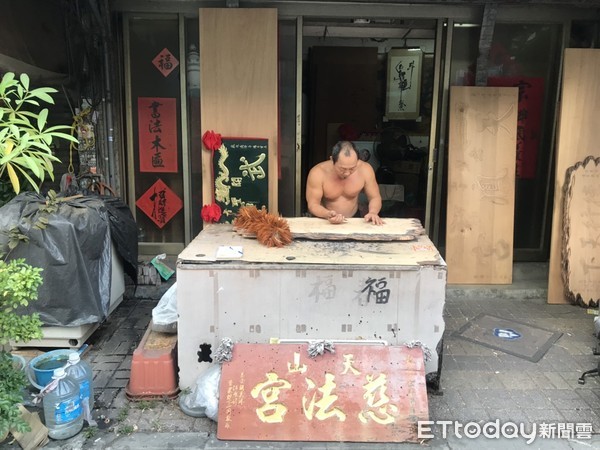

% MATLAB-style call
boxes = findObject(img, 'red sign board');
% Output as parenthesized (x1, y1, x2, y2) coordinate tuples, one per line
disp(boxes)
(138, 97, 178, 173)
(217, 344, 428, 443)
(135, 179, 182, 229)
(152, 47, 179, 77)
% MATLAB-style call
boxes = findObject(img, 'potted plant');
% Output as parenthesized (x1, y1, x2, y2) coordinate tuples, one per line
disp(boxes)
(0, 72, 77, 438)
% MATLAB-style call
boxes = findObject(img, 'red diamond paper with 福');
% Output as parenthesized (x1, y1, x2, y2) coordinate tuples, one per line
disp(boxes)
(152, 48, 179, 77)
(217, 343, 429, 443)
(136, 179, 182, 229)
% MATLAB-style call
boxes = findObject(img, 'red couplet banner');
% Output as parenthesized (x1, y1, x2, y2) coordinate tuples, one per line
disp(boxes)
(138, 97, 178, 173)
(488, 77, 544, 179)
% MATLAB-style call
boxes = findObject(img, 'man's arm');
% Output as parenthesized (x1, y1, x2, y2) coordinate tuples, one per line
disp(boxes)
(362, 165, 384, 225)
(306, 168, 345, 223)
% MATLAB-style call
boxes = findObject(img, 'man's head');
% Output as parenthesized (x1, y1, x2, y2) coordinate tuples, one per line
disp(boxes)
(331, 141, 359, 179)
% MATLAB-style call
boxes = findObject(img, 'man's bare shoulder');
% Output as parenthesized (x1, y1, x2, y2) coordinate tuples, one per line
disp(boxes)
(358, 160, 376, 176)
(308, 160, 332, 177)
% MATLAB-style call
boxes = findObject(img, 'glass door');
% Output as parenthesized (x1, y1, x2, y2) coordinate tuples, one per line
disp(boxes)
(436, 21, 563, 260)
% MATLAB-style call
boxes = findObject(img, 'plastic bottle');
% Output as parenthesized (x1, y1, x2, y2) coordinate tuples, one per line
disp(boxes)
(42, 367, 83, 440)
(65, 352, 95, 414)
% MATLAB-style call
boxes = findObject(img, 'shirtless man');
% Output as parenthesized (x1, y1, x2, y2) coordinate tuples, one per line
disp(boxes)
(306, 141, 384, 225)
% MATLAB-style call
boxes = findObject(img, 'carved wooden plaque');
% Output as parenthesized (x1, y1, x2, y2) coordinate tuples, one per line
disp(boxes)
(217, 343, 428, 443)
(562, 156, 600, 306)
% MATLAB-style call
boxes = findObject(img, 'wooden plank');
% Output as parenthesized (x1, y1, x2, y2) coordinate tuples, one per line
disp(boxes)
(549, 49, 600, 304)
(217, 343, 428, 443)
(562, 156, 600, 306)
(178, 223, 442, 266)
(255, 217, 424, 242)
(446, 86, 518, 284)
(199, 9, 278, 214)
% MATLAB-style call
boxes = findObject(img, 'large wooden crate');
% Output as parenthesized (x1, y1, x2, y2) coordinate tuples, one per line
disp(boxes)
(176, 223, 446, 389)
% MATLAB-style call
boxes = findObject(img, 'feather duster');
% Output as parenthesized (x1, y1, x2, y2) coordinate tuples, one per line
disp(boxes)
(234, 206, 292, 247)
(255, 213, 292, 248)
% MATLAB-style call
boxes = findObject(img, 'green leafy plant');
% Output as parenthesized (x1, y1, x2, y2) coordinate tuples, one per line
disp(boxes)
(135, 400, 156, 410)
(0, 258, 43, 437)
(116, 424, 135, 436)
(0, 72, 76, 439)
(82, 425, 98, 440)
(116, 406, 129, 422)
(0, 72, 77, 199)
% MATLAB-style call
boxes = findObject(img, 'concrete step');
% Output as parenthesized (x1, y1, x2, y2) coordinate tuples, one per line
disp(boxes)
(446, 262, 549, 301)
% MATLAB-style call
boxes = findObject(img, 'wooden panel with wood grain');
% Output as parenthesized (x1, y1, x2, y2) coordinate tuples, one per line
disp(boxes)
(548, 49, 600, 304)
(284, 217, 424, 241)
(446, 86, 518, 284)
(199, 8, 278, 214)
(232, 217, 423, 241)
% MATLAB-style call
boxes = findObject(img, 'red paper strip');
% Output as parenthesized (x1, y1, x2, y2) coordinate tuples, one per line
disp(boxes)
(217, 344, 428, 443)
(135, 179, 183, 229)
(138, 97, 178, 173)
(488, 77, 544, 179)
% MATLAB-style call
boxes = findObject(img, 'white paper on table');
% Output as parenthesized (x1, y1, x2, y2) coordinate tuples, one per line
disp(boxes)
(216, 245, 244, 259)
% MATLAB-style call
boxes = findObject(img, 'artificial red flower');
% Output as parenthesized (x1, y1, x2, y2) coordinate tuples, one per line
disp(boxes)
(202, 130, 222, 151)
(201, 203, 222, 223)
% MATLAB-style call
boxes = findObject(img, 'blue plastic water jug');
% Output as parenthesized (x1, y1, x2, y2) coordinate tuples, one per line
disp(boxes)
(65, 352, 95, 414)
(42, 367, 83, 440)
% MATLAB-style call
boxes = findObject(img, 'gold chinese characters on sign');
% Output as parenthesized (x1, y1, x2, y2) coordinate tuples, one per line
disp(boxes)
(217, 343, 429, 443)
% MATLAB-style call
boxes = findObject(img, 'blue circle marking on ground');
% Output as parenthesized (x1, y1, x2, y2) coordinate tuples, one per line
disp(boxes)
(493, 327, 521, 340)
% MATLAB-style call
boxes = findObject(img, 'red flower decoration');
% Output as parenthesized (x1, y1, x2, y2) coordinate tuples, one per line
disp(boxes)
(201, 203, 222, 223)
(202, 130, 222, 151)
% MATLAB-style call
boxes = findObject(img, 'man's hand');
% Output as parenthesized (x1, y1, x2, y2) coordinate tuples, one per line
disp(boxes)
(327, 210, 346, 224)
(364, 213, 384, 225)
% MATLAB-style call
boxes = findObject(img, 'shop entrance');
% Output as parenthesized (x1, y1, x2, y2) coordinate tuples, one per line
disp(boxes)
(300, 17, 437, 227)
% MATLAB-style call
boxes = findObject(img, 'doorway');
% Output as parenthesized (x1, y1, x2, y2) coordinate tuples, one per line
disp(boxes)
(300, 17, 437, 226)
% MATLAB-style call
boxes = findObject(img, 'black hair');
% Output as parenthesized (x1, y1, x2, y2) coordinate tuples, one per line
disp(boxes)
(331, 141, 359, 163)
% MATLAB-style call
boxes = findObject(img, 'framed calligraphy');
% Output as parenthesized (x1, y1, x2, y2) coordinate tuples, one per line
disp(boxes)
(385, 48, 423, 120)
(137, 97, 178, 172)
(212, 138, 269, 223)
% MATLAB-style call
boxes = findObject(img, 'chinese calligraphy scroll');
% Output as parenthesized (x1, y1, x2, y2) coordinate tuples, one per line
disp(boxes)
(138, 97, 178, 172)
(217, 343, 428, 443)
(212, 138, 268, 223)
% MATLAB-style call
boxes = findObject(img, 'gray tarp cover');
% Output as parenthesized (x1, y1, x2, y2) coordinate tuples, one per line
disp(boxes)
(0, 193, 116, 326)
